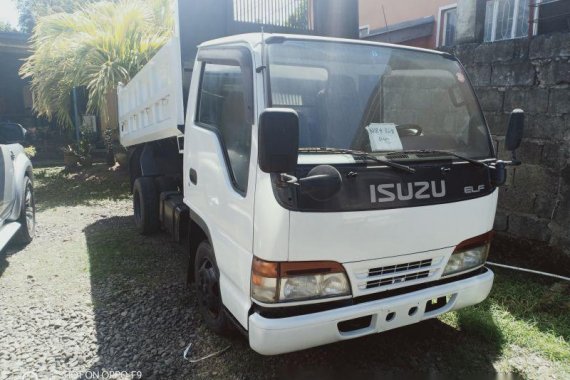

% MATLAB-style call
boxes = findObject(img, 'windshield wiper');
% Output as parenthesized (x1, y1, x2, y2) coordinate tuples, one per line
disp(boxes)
(298, 147, 416, 173)
(392, 149, 489, 168)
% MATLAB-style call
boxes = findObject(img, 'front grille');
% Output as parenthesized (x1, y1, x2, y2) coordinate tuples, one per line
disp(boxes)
(366, 270, 430, 289)
(368, 259, 432, 277)
(354, 258, 441, 292)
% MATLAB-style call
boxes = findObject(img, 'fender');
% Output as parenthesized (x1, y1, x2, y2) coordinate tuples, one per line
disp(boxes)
(189, 209, 213, 247)
(187, 206, 252, 330)
(139, 143, 160, 178)
(187, 208, 212, 283)
(130, 140, 183, 191)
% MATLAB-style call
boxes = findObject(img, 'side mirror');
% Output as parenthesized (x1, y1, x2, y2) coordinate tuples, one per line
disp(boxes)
(505, 109, 524, 152)
(258, 109, 299, 174)
(0, 123, 26, 144)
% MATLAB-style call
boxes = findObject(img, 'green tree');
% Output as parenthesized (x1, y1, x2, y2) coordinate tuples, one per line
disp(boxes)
(0, 21, 17, 32)
(16, 0, 104, 33)
(20, 0, 173, 130)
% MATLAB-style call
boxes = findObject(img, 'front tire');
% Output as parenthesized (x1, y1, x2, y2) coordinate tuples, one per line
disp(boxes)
(15, 177, 35, 245)
(194, 241, 230, 334)
(133, 177, 159, 235)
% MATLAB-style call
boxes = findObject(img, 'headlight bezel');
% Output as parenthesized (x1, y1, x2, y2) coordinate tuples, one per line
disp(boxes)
(251, 258, 352, 304)
(443, 231, 493, 277)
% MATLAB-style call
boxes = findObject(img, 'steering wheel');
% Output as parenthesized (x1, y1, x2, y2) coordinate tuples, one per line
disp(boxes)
(396, 124, 423, 137)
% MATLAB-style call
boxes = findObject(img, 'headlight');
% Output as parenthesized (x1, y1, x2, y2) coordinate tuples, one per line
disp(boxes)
(443, 232, 493, 276)
(251, 258, 351, 303)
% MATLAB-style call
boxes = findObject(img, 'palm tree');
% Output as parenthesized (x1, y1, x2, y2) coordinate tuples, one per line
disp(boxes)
(20, 0, 173, 130)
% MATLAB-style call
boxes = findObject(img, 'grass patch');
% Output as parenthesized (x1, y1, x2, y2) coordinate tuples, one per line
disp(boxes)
(86, 222, 157, 281)
(440, 269, 570, 368)
(34, 165, 130, 210)
(83, 215, 187, 304)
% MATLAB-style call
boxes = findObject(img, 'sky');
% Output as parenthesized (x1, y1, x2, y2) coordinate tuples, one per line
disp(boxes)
(0, 0, 19, 28)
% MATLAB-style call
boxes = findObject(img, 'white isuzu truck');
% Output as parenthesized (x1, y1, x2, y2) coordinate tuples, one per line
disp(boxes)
(118, 0, 524, 355)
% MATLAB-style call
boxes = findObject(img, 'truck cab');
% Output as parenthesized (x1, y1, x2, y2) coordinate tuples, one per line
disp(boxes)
(118, 1, 525, 356)
(179, 33, 519, 355)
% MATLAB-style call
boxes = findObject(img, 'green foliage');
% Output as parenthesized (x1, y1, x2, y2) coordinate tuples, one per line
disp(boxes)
(16, 0, 104, 33)
(0, 21, 17, 32)
(103, 128, 114, 151)
(24, 145, 37, 158)
(77, 125, 95, 158)
(20, 0, 173, 130)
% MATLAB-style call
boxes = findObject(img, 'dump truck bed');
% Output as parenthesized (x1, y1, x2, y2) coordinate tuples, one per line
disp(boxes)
(118, 38, 185, 148)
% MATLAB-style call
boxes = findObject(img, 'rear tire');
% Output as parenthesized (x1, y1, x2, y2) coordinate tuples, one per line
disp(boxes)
(133, 177, 159, 235)
(15, 177, 35, 245)
(195, 241, 230, 335)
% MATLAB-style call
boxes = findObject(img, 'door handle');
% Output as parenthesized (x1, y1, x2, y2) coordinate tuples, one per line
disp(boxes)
(189, 168, 197, 185)
(9, 151, 15, 160)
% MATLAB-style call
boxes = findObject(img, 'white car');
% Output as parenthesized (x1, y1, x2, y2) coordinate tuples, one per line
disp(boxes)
(0, 122, 35, 250)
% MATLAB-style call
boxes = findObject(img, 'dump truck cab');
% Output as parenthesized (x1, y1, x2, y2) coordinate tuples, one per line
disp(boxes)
(179, 33, 518, 354)
(118, 0, 525, 356)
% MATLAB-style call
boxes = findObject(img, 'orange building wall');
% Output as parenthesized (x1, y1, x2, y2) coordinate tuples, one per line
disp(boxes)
(359, 0, 457, 48)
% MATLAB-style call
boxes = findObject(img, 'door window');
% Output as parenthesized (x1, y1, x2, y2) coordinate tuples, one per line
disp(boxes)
(197, 63, 252, 193)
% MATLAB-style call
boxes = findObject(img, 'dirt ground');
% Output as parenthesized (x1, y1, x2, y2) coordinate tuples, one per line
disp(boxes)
(0, 165, 568, 379)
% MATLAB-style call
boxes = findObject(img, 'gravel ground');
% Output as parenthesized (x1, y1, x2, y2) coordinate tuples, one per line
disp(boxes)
(0, 167, 568, 379)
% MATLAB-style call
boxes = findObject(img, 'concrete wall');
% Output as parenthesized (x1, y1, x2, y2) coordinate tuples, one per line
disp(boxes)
(443, 32, 570, 255)
(455, 0, 485, 44)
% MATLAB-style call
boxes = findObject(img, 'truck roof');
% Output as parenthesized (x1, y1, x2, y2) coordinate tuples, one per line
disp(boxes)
(198, 33, 448, 57)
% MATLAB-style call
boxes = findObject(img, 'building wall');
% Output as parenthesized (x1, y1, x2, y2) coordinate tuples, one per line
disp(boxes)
(359, 0, 457, 48)
(0, 32, 33, 127)
(442, 32, 570, 256)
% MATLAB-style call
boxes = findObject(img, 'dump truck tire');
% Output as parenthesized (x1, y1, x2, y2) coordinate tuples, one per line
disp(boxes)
(133, 177, 160, 235)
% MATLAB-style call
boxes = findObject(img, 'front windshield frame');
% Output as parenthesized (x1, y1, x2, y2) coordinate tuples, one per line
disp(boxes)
(264, 38, 496, 161)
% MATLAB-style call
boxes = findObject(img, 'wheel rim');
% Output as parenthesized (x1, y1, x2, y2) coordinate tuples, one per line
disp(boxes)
(197, 257, 221, 318)
(25, 185, 35, 236)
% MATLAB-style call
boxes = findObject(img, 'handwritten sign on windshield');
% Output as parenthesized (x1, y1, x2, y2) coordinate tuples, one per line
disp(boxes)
(366, 123, 403, 152)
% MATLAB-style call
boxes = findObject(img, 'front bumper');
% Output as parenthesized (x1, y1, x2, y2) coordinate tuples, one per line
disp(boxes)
(249, 268, 494, 355)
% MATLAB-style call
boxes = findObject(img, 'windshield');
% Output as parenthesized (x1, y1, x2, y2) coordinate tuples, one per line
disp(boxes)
(267, 40, 494, 159)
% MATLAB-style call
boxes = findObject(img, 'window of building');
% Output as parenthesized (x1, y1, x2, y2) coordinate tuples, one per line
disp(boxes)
(442, 8, 457, 46)
(484, 0, 530, 42)
(197, 63, 252, 193)
(437, 5, 458, 47)
(536, 0, 570, 35)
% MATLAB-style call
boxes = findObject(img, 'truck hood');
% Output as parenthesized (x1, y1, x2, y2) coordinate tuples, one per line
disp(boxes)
(288, 190, 498, 263)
